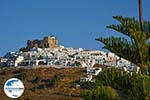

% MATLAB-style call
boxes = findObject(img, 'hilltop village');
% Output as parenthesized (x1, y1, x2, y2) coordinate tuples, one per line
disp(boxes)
(0, 36, 139, 73)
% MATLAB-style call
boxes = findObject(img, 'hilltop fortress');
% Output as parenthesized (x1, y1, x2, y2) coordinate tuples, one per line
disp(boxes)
(27, 36, 58, 49)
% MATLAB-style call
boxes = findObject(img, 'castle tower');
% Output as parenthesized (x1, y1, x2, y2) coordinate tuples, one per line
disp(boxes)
(43, 36, 58, 48)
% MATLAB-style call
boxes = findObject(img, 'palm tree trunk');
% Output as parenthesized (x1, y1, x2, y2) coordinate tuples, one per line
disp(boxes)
(139, 0, 143, 29)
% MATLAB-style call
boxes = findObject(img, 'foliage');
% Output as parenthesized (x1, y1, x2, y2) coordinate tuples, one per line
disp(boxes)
(96, 68, 137, 91)
(38, 55, 44, 60)
(51, 74, 62, 87)
(32, 75, 42, 83)
(81, 68, 150, 100)
(80, 81, 100, 89)
(38, 61, 46, 65)
(13, 72, 27, 80)
(19, 47, 28, 52)
(80, 85, 120, 100)
(128, 75, 150, 100)
(75, 61, 81, 66)
(96, 16, 150, 71)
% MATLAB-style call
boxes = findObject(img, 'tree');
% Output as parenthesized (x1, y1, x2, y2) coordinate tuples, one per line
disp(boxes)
(129, 75, 150, 100)
(139, 0, 143, 29)
(38, 61, 46, 65)
(19, 47, 28, 52)
(96, 16, 150, 71)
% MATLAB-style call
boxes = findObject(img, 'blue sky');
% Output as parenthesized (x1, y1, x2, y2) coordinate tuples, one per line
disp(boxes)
(0, 0, 150, 56)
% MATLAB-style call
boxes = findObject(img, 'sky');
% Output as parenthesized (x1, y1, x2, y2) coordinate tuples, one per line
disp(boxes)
(0, 0, 150, 56)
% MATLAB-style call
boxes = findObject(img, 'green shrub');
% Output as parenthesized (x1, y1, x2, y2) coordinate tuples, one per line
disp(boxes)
(80, 81, 99, 89)
(81, 68, 150, 100)
(51, 74, 62, 87)
(32, 76, 42, 83)
(13, 72, 27, 80)
(96, 68, 137, 91)
(80, 85, 120, 100)
(128, 75, 150, 100)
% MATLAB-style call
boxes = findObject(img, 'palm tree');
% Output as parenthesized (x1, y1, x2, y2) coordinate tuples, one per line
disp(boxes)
(139, 0, 143, 29)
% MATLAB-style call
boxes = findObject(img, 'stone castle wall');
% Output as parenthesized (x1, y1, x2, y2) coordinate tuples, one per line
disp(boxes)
(27, 36, 58, 49)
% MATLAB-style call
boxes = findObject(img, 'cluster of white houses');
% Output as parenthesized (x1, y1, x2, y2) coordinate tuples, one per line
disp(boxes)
(0, 36, 140, 74)
(0, 36, 141, 84)
(0, 45, 139, 70)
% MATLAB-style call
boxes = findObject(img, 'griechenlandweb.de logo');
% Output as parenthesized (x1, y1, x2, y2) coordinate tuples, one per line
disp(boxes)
(4, 78, 24, 99)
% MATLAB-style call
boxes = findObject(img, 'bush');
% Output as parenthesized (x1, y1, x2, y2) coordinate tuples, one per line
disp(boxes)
(128, 75, 150, 100)
(31, 75, 42, 84)
(51, 74, 61, 87)
(19, 47, 28, 52)
(80, 85, 120, 100)
(80, 81, 98, 89)
(13, 72, 27, 80)
(12, 68, 26, 74)
(96, 68, 136, 91)
(81, 68, 150, 100)
(38, 61, 46, 65)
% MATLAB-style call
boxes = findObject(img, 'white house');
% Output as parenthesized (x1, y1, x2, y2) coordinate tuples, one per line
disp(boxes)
(14, 56, 24, 67)
(80, 75, 93, 82)
(87, 67, 102, 76)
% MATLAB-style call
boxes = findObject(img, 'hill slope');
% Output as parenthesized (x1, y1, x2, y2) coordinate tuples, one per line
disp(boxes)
(0, 67, 86, 100)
